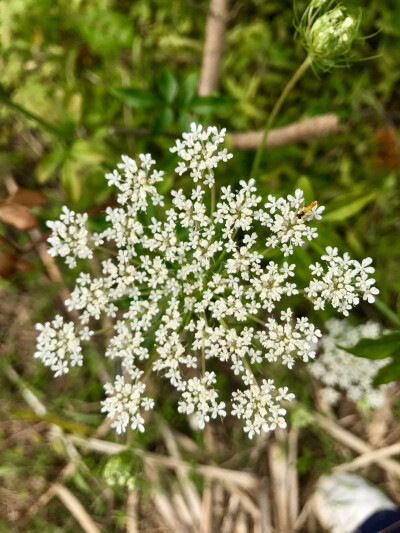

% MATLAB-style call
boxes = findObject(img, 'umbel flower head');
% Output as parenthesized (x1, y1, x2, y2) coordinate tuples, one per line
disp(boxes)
(296, 0, 361, 71)
(34, 123, 378, 439)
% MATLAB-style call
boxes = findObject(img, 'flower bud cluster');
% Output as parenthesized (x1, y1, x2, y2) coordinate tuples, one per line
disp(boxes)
(297, 1, 360, 71)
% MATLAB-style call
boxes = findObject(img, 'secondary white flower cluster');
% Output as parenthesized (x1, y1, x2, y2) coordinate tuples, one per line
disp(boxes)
(310, 320, 390, 410)
(34, 315, 89, 377)
(306, 248, 379, 315)
(101, 374, 154, 434)
(170, 123, 232, 187)
(47, 207, 92, 268)
(35, 123, 379, 438)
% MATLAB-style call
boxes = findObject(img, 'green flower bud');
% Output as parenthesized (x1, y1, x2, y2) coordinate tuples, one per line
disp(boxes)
(103, 455, 136, 490)
(296, 1, 361, 72)
(310, 7, 357, 57)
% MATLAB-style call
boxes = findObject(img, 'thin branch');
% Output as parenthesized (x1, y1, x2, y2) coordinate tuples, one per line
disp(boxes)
(198, 0, 230, 96)
(231, 113, 340, 150)
(110, 113, 341, 150)
(334, 442, 400, 474)
(126, 490, 139, 533)
(70, 435, 259, 489)
(160, 422, 202, 526)
(53, 483, 101, 533)
(314, 412, 400, 478)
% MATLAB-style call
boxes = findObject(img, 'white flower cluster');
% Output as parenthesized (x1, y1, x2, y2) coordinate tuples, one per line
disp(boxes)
(101, 374, 154, 434)
(306, 248, 379, 316)
(232, 381, 295, 439)
(170, 122, 232, 187)
(34, 315, 90, 377)
(35, 123, 379, 438)
(309, 320, 390, 410)
(47, 207, 92, 268)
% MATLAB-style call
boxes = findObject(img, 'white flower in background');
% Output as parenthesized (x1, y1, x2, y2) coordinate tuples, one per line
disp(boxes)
(35, 123, 379, 438)
(309, 320, 390, 410)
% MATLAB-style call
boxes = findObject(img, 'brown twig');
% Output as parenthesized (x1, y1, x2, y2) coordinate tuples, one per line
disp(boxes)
(126, 490, 139, 533)
(314, 412, 400, 478)
(334, 442, 400, 474)
(53, 483, 101, 533)
(110, 113, 340, 150)
(268, 440, 288, 533)
(230, 113, 340, 150)
(70, 435, 259, 489)
(257, 476, 272, 533)
(160, 422, 202, 527)
(198, 0, 230, 96)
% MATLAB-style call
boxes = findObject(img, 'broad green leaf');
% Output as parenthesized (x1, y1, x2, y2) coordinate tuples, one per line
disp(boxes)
(157, 69, 178, 103)
(152, 107, 174, 135)
(110, 88, 161, 109)
(324, 192, 376, 222)
(177, 72, 198, 107)
(35, 148, 65, 183)
(340, 331, 400, 360)
(373, 354, 400, 385)
(190, 95, 235, 115)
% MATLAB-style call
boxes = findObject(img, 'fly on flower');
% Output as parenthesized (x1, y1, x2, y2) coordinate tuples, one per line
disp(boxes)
(296, 201, 318, 219)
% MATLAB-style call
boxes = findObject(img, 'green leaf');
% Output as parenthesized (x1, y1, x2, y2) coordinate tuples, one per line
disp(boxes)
(177, 72, 198, 107)
(70, 139, 105, 165)
(341, 332, 400, 360)
(110, 88, 161, 109)
(190, 95, 235, 115)
(35, 148, 65, 184)
(152, 107, 174, 136)
(324, 192, 376, 222)
(178, 112, 193, 132)
(373, 354, 400, 385)
(157, 69, 178, 103)
(374, 297, 400, 327)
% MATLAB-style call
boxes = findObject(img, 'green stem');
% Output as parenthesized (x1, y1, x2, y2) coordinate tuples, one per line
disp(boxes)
(0, 89, 67, 141)
(247, 314, 266, 327)
(211, 185, 216, 217)
(250, 56, 312, 181)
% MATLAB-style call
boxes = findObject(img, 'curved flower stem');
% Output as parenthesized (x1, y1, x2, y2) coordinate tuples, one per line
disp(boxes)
(211, 184, 216, 217)
(249, 55, 312, 181)
(247, 314, 266, 327)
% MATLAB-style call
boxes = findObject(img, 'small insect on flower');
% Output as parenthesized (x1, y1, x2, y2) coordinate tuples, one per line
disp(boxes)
(296, 201, 318, 219)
